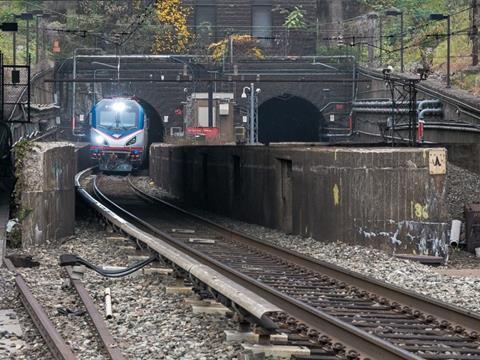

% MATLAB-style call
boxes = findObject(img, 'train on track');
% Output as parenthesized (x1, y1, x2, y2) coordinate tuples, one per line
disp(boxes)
(90, 97, 155, 172)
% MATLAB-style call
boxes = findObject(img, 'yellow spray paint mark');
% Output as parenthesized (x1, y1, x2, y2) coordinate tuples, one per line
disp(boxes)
(333, 184, 340, 206)
(410, 201, 429, 220)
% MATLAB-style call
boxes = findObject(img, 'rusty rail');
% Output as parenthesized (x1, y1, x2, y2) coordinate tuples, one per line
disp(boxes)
(65, 266, 124, 360)
(4, 258, 76, 360)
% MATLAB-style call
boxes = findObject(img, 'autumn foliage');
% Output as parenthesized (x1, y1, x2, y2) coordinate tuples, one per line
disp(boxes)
(152, 0, 191, 54)
(209, 35, 265, 62)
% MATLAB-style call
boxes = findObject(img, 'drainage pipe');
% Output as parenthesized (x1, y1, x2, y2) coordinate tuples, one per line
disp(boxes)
(450, 220, 461, 247)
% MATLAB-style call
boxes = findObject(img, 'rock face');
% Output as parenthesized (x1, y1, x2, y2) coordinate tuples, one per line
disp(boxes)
(19, 142, 75, 247)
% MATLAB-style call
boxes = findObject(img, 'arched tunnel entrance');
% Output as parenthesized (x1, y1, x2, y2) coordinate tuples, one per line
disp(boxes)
(258, 95, 323, 144)
(135, 97, 164, 145)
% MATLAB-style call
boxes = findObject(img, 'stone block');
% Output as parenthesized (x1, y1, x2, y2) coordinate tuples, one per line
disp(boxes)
(225, 330, 260, 343)
(241, 344, 310, 359)
(18, 142, 75, 247)
(22, 142, 75, 192)
(191, 305, 232, 316)
(20, 190, 75, 247)
(165, 286, 193, 295)
(143, 267, 172, 276)
(0, 309, 26, 357)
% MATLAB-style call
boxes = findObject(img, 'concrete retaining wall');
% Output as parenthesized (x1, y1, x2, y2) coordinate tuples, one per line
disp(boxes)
(20, 142, 75, 247)
(150, 144, 449, 257)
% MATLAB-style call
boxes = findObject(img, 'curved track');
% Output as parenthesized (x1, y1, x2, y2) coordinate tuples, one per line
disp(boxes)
(80, 171, 480, 360)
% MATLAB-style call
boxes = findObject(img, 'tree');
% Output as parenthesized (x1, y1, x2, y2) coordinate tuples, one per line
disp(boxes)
(208, 35, 265, 62)
(282, 6, 308, 29)
(152, 0, 191, 54)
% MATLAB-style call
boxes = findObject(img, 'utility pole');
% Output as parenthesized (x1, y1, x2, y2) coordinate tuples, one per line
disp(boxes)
(472, 0, 479, 66)
(12, 15, 16, 66)
(26, 17, 30, 62)
(35, 15, 39, 64)
(446, 15, 451, 88)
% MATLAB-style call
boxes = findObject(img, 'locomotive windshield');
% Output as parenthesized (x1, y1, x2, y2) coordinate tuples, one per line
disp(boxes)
(96, 99, 141, 130)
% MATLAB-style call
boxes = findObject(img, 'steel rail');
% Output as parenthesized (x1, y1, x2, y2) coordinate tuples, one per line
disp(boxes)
(4, 258, 76, 360)
(127, 178, 480, 336)
(89, 176, 420, 360)
(65, 266, 125, 360)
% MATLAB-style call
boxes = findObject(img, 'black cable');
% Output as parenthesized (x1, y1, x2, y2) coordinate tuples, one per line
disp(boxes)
(59, 253, 158, 278)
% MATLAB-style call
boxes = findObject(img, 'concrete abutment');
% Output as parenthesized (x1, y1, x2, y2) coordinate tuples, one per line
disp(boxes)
(15, 142, 90, 248)
(150, 144, 449, 257)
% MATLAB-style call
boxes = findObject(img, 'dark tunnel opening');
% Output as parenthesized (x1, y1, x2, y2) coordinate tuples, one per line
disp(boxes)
(258, 95, 323, 144)
(135, 97, 165, 145)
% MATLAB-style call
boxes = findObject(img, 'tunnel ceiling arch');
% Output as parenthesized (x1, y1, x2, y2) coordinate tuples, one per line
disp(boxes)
(258, 94, 323, 144)
(135, 97, 165, 143)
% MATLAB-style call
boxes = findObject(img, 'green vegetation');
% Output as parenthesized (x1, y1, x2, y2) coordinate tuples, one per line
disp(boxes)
(360, 0, 479, 94)
(8, 139, 38, 246)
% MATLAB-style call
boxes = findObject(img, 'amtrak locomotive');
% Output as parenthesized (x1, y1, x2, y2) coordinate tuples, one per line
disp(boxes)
(90, 97, 148, 172)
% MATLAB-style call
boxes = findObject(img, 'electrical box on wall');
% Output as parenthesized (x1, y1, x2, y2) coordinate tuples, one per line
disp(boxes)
(219, 103, 229, 116)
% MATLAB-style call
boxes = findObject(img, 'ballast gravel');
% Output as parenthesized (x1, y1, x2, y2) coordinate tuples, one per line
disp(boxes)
(446, 162, 480, 220)
(0, 267, 49, 359)
(133, 176, 480, 315)
(4, 221, 243, 360)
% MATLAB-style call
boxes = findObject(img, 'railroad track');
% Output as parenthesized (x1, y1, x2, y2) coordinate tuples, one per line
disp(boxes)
(79, 170, 480, 359)
(4, 255, 124, 360)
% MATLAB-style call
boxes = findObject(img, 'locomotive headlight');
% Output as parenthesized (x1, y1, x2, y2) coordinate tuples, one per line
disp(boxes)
(126, 136, 137, 146)
(112, 101, 126, 112)
(94, 135, 106, 145)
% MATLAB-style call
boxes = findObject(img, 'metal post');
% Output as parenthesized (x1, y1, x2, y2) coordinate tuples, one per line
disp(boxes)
(35, 16, 39, 64)
(26, 18, 29, 63)
(229, 35, 233, 64)
(12, 15, 16, 66)
(447, 15, 451, 88)
(208, 82, 213, 127)
(42, 25, 45, 61)
(1, 51, 4, 120)
(379, 17, 383, 66)
(250, 83, 254, 144)
(72, 49, 77, 123)
(400, 12, 404, 72)
(473, 0, 479, 66)
(27, 54, 31, 123)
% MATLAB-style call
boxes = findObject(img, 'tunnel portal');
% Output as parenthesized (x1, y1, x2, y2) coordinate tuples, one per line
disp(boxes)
(258, 95, 323, 144)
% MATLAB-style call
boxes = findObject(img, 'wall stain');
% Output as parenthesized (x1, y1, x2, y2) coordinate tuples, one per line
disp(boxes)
(333, 184, 340, 206)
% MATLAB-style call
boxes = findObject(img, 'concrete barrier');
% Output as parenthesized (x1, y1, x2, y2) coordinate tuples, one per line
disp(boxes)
(150, 144, 449, 257)
(19, 142, 75, 247)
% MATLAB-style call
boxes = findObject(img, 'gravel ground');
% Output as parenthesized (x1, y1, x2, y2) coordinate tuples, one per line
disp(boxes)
(446, 163, 480, 220)
(0, 267, 49, 359)
(132, 176, 480, 314)
(3, 221, 243, 359)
